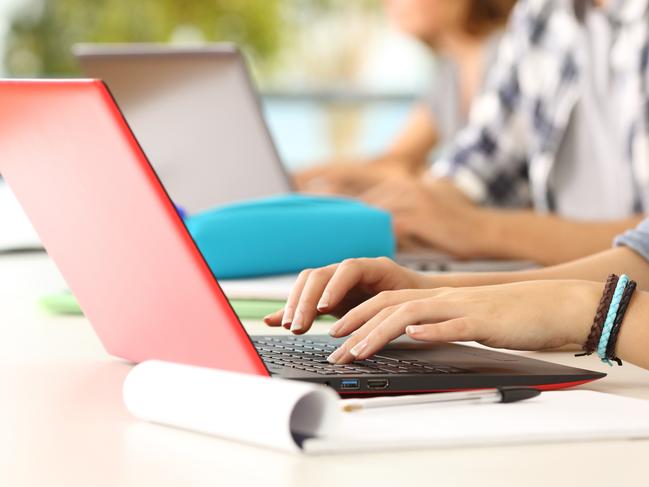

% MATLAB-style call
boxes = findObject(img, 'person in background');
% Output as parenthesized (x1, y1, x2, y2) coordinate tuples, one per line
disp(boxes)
(264, 217, 649, 371)
(294, 0, 516, 196)
(303, 0, 649, 266)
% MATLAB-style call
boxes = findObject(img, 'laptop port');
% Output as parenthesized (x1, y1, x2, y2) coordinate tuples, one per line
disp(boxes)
(340, 379, 360, 390)
(367, 379, 389, 390)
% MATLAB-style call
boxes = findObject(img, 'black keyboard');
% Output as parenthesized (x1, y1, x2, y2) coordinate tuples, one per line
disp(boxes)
(252, 336, 470, 376)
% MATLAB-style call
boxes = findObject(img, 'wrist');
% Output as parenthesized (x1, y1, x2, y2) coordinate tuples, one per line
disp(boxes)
(453, 206, 502, 260)
(420, 272, 468, 289)
(470, 208, 509, 259)
(412, 270, 440, 289)
(569, 280, 606, 346)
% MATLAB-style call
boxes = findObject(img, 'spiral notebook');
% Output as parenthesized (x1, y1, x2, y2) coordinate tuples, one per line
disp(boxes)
(124, 361, 649, 454)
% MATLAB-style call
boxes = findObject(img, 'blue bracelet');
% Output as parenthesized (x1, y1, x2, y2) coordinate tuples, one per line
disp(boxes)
(597, 274, 629, 365)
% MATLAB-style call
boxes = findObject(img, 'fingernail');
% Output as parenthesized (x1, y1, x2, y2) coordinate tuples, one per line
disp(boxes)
(263, 314, 272, 324)
(327, 347, 343, 364)
(350, 339, 368, 357)
(290, 311, 303, 332)
(317, 291, 330, 311)
(328, 319, 343, 337)
(282, 307, 294, 327)
(406, 326, 419, 335)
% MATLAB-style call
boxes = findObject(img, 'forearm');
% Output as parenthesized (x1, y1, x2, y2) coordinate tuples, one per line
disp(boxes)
(475, 209, 644, 265)
(422, 246, 649, 292)
(611, 290, 649, 369)
(376, 104, 439, 174)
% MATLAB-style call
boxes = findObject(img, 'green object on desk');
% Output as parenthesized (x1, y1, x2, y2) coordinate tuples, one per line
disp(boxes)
(38, 291, 336, 322)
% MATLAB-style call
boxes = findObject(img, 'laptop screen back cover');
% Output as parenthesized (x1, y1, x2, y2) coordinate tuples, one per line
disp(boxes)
(0, 79, 268, 376)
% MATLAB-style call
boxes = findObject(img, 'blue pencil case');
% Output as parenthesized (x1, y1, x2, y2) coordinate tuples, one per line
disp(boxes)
(185, 194, 395, 279)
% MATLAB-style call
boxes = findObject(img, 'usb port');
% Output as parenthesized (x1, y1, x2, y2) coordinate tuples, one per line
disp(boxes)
(367, 379, 389, 390)
(340, 379, 360, 390)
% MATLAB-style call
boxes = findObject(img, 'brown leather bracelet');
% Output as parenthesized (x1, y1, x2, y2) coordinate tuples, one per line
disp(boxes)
(577, 274, 618, 356)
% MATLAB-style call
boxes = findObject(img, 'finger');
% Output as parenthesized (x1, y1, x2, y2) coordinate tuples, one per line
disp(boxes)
(360, 183, 413, 212)
(293, 169, 325, 190)
(281, 270, 313, 329)
(327, 306, 398, 364)
(319, 257, 394, 322)
(406, 317, 486, 343)
(323, 180, 360, 197)
(392, 214, 415, 232)
(263, 308, 285, 326)
(302, 179, 335, 194)
(315, 259, 365, 315)
(340, 296, 463, 362)
(359, 183, 394, 207)
(397, 234, 426, 251)
(345, 299, 436, 362)
(392, 216, 422, 243)
(301, 173, 343, 193)
(290, 265, 337, 334)
(302, 171, 355, 194)
(360, 194, 398, 211)
(329, 288, 431, 338)
(393, 215, 441, 252)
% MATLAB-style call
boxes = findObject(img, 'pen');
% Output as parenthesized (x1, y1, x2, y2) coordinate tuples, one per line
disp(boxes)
(341, 387, 540, 412)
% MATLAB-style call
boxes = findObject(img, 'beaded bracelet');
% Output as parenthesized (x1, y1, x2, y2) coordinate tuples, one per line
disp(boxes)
(604, 280, 637, 366)
(576, 274, 619, 357)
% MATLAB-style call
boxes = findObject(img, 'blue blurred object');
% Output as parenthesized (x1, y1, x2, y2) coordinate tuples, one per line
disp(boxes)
(174, 204, 188, 221)
(186, 194, 395, 279)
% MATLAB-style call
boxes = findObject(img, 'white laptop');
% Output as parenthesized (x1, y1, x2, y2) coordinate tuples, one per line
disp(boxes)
(73, 43, 293, 214)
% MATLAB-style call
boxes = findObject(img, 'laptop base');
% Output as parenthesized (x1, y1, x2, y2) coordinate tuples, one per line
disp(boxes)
(253, 335, 605, 395)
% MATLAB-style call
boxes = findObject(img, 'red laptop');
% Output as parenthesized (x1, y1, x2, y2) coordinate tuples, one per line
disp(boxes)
(0, 80, 605, 394)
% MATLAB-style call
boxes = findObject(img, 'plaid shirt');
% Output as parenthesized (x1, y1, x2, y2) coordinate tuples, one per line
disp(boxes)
(432, 0, 649, 213)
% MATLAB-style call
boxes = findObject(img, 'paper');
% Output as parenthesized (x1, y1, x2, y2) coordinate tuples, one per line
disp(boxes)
(0, 181, 41, 251)
(305, 390, 649, 454)
(124, 361, 649, 454)
(123, 361, 340, 453)
(219, 274, 297, 301)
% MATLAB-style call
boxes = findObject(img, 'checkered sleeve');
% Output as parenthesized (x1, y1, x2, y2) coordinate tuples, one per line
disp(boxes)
(614, 217, 649, 263)
(431, 0, 543, 207)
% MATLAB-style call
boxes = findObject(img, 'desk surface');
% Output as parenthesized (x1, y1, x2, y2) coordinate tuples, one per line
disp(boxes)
(2, 253, 648, 487)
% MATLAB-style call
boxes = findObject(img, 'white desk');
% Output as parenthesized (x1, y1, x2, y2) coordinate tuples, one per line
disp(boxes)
(2, 253, 649, 487)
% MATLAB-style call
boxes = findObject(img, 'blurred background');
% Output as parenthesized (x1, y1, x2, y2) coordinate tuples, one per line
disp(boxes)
(0, 0, 436, 171)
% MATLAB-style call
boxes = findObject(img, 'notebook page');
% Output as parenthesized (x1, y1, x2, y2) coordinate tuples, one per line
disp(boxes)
(305, 391, 649, 454)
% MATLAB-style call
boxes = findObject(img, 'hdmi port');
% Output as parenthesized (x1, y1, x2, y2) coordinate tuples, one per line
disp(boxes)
(367, 379, 389, 390)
